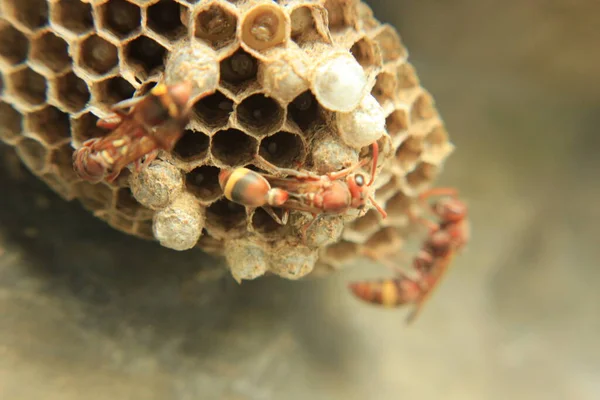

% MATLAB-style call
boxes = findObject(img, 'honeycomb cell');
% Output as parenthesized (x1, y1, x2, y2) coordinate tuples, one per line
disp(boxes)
(51, 0, 93, 35)
(268, 242, 317, 280)
(224, 237, 268, 283)
(350, 37, 381, 68)
(30, 32, 70, 74)
(152, 193, 205, 250)
(15, 137, 47, 173)
(425, 125, 449, 147)
(311, 130, 359, 175)
(205, 198, 246, 236)
(130, 160, 184, 210)
(98, 0, 141, 39)
(0, 101, 23, 144)
(173, 129, 209, 161)
(71, 112, 106, 145)
(192, 91, 233, 130)
(186, 165, 222, 203)
(125, 36, 166, 78)
(336, 94, 386, 149)
(287, 90, 322, 132)
(385, 108, 409, 138)
(236, 93, 283, 136)
(3, 0, 48, 32)
(250, 207, 286, 238)
(147, 0, 186, 40)
(49, 144, 78, 182)
(258, 46, 309, 103)
(406, 162, 437, 189)
(26, 106, 70, 146)
(240, 3, 288, 52)
(386, 191, 411, 219)
(54, 72, 90, 113)
(372, 71, 396, 105)
(363, 227, 403, 256)
(396, 62, 419, 90)
(290, 5, 327, 44)
(107, 213, 135, 233)
(259, 131, 305, 168)
(74, 181, 113, 211)
(323, 240, 358, 266)
(410, 92, 436, 124)
(115, 187, 143, 218)
(371, 25, 406, 63)
(0, 23, 28, 66)
(211, 128, 257, 167)
(348, 209, 381, 236)
(79, 35, 119, 76)
(292, 213, 344, 249)
(93, 76, 135, 108)
(193, 2, 237, 50)
(219, 48, 258, 94)
(323, 0, 356, 30)
(7, 66, 47, 107)
(395, 135, 423, 171)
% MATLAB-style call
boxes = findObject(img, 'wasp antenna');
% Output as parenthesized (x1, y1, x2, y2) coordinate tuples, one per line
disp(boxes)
(368, 141, 379, 186)
(369, 194, 387, 219)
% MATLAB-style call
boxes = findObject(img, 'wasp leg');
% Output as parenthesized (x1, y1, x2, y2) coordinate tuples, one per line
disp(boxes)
(135, 149, 159, 172)
(299, 213, 321, 244)
(110, 95, 144, 112)
(254, 154, 320, 180)
(104, 169, 121, 183)
(97, 114, 124, 130)
(262, 207, 288, 225)
(326, 158, 369, 181)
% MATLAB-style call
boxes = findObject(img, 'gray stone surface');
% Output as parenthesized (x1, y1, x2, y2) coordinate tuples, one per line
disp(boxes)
(1, 1, 599, 399)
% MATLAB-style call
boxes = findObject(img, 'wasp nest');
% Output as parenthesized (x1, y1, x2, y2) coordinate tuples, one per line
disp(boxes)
(0, 0, 454, 281)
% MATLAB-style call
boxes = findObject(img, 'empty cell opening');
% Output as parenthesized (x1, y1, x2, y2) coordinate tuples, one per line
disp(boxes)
(186, 165, 222, 202)
(56, 72, 90, 112)
(205, 198, 246, 232)
(10, 67, 47, 106)
(193, 91, 233, 129)
(425, 125, 449, 147)
(100, 0, 141, 38)
(80, 35, 119, 75)
(147, 0, 185, 39)
(396, 63, 419, 90)
(288, 90, 321, 132)
(325, 241, 358, 262)
(6, 0, 48, 31)
(363, 227, 401, 252)
(126, 36, 167, 78)
(49, 145, 78, 182)
(395, 136, 423, 170)
(252, 207, 285, 235)
(194, 4, 237, 50)
(16, 137, 47, 172)
(211, 129, 257, 167)
(134, 220, 154, 240)
(372, 72, 396, 104)
(290, 6, 315, 42)
(173, 129, 209, 161)
(259, 131, 304, 168)
(385, 109, 409, 137)
(386, 191, 411, 218)
(374, 176, 398, 202)
(350, 37, 380, 68)
(237, 94, 283, 135)
(115, 187, 142, 218)
(410, 93, 436, 123)
(372, 26, 406, 63)
(349, 209, 380, 234)
(53, 0, 93, 34)
(406, 163, 437, 189)
(95, 76, 135, 107)
(108, 214, 135, 233)
(31, 32, 70, 73)
(0, 101, 23, 142)
(323, 0, 352, 30)
(71, 112, 106, 143)
(27, 106, 70, 145)
(0, 24, 28, 65)
(219, 49, 258, 93)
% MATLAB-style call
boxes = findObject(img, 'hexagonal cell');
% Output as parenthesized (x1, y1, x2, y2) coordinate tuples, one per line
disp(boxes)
(211, 128, 257, 167)
(54, 72, 90, 113)
(147, 0, 186, 40)
(219, 48, 258, 94)
(323, 0, 356, 30)
(240, 3, 288, 53)
(0, 101, 23, 143)
(115, 187, 145, 219)
(15, 137, 47, 172)
(26, 106, 71, 146)
(205, 198, 246, 236)
(0, 23, 28, 65)
(49, 144, 79, 182)
(287, 90, 322, 132)
(71, 112, 107, 144)
(290, 5, 326, 44)
(324, 240, 359, 265)
(192, 90, 233, 129)
(173, 129, 209, 161)
(74, 181, 114, 211)
(193, 2, 237, 50)
(396, 63, 419, 90)
(386, 190, 411, 219)
(93, 76, 135, 108)
(7, 66, 47, 106)
(348, 209, 381, 236)
(251, 207, 286, 237)
(236, 94, 283, 136)
(126, 36, 167, 79)
(425, 125, 450, 147)
(98, 0, 141, 39)
(371, 25, 406, 63)
(3, 0, 48, 32)
(410, 92, 436, 124)
(134, 220, 155, 240)
(51, 0, 93, 35)
(350, 37, 381, 68)
(363, 227, 403, 257)
(30, 32, 70, 73)
(186, 165, 222, 203)
(395, 136, 423, 171)
(258, 131, 305, 169)
(406, 163, 438, 189)
(108, 213, 136, 233)
(79, 35, 119, 76)
(371, 72, 396, 105)
(385, 108, 409, 138)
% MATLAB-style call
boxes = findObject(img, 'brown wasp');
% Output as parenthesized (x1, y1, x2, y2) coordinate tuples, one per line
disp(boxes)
(348, 187, 470, 324)
(73, 81, 193, 183)
(218, 142, 387, 240)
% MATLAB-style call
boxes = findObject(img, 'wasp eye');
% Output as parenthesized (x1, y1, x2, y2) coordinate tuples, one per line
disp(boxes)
(355, 174, 365, 187)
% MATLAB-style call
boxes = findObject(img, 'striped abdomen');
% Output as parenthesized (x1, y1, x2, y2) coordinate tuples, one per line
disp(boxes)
(348, 278, 422, 307)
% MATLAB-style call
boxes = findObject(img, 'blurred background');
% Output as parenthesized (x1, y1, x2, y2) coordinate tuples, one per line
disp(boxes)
(1, 1, 599, 399)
